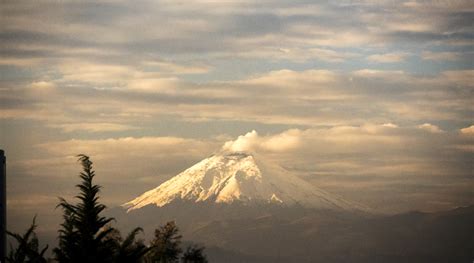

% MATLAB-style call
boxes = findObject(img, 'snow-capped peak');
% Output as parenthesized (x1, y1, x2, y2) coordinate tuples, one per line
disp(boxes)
(123, 150, 368, 212)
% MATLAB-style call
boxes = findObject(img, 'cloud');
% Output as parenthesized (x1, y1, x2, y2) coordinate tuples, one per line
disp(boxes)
(351, 69, 409, 84)
(460, 125, 474, 135)
(1, 67, 471, 131)
(222, 129, 301, 153)
(57, 61, 135, 86)
(243, 69, 337, 86)
(261, 129, 302, 152)
(222, 130, 260, 152)
(417, 123, 444, 133)
(16, 135, 221, 188)
(127, 77, 181, 93)
(367, 52, 408, 63)
(0, 57, 43, 67)
(382, 123, 398, 128)
(440, 70, 474, 87)
(216, 126, 473, 213)
(38, 136, 211, 158)
(239, 47, 357, 63)
(30, 81, 56, 90)
(421, 51, 460, 61)
(50, 123, 138, 133)
(351, 69, 406, 78)
(142, 60, 211, 74)
(3, 0, 471, 70)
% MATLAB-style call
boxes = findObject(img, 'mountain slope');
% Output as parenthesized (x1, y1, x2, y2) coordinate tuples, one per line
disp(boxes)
(123, 151, 367, 212)
(188, 205, 474, 263)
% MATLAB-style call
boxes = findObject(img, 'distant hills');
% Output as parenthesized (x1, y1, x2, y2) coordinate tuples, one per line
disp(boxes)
(110, 204, 473, 262)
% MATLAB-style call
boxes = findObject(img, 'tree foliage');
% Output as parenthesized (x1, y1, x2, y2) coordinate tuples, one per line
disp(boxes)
(114, 227, 150, 263)
(54, 154, 116, 263)
(181, 245, 208, 263)
(7, 154, 206, 263)
(6, 217, 48, 263)
(146, 221, 183, 263)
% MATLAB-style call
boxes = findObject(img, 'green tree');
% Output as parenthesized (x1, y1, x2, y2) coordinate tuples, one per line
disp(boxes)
(114, 227, 150, 263)
(6, 217, 48, 263)
(181, 245, 208, 263)
(53, 154, 116, 263)
(146, 221, 183, 263)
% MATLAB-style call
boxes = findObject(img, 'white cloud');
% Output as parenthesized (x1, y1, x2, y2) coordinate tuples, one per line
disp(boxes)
(261, 129, 302, 152)
(382, 123, 398, 128)
(39, 136, 210, 157)
(2, 67, 471, 128)
(30, 81, 56, 90)
(352, 69, 405, 77)
(244, 47, 357, 63)
(351, 69, 408, 82)
(222, 130, 259, 152)
(417, 123, 444, 133)
(384, 22, 434, 33)
(222, 129, 301, 153)
(141, 60, 211, 74)
(367, 52, 408, 63)
(58, 61, 135, 85)
(460, 125, 474, 135)
(218, 125, 471, 186)
(127, 77, 181, 93)
(243, 69, 337, 88)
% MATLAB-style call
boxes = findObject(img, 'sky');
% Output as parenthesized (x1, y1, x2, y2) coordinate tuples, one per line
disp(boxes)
(0, 0, 473, 233)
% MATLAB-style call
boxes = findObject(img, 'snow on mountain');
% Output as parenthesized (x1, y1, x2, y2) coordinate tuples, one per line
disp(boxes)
(123, 150, 368, 212)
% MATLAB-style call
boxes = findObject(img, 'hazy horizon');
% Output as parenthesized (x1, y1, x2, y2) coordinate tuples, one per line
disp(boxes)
(1, 0, 473, 238)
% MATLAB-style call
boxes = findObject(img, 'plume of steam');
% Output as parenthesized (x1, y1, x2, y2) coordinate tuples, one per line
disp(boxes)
(221, 130, 301, 153)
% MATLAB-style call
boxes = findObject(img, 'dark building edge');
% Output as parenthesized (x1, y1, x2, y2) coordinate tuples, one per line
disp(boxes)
(0, 150, 5, 263)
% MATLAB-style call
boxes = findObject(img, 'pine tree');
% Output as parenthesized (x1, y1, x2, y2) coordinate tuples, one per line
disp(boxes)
(53, 154, 116, 263)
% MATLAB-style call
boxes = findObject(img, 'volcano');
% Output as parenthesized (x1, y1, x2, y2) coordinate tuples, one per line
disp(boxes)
(123, 151, 367, 212)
